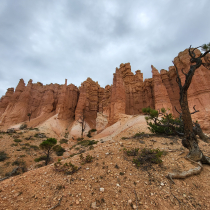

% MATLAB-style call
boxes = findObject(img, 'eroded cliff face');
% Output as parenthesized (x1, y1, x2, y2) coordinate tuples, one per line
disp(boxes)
(0, 79, 79, 127)
(0, 48, 210, 133)
(105, 63, 155, 125)
(75, 78, 103, 128)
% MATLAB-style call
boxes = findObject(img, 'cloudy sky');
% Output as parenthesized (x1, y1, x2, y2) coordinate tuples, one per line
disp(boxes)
(0, 0, 210, 97)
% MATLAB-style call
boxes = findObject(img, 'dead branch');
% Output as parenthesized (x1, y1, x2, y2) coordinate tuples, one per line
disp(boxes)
(0, 167, 20, 182)
(190, 105, 199, 114)
(167, 161, 202, 182)
(48, 196, 63, 210)
(174, 106, 181, 115)
(133, 189, 139, 210)
(171, 193, 182, 204)
(181, 68, 187, 76)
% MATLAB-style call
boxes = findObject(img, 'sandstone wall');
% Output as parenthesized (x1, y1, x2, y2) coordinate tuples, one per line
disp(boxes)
(75, 78, 103, 128)
(0, 79, 79, 127)
(0, 48, 210, 132)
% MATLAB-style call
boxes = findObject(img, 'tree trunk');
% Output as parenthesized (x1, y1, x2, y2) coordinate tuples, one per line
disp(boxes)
(180, 92, 202, 161)
(45, 151, 50, 165)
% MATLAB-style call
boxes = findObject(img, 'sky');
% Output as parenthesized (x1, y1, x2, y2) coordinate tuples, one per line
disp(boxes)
(0, 0, 210, 97)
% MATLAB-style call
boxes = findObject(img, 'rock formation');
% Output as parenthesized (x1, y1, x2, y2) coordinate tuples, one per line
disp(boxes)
(151, 65, 173, 111)
(75, 78, 103, 128)
(0, 79, 79, 128)
(0, 48, 210, 134)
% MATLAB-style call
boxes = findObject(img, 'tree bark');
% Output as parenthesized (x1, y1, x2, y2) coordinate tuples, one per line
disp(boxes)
(180, 92, 202, 161)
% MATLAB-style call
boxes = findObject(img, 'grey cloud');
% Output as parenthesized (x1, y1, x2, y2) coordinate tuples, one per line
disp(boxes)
(0, 0, 210, 97)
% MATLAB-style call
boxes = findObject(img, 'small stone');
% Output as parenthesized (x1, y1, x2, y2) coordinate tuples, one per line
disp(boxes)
(91, 202, 97, 209)
(160, 182, 164, 186)
(100, 188, 104, 192)
(76, 200, 79, 204)
(116, 183, 120, 187)
(133, 204, 137, 209)
(128, 199, 132, 204)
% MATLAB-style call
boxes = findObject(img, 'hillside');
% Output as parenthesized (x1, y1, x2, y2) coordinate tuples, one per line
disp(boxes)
(1, 115, 210, 210)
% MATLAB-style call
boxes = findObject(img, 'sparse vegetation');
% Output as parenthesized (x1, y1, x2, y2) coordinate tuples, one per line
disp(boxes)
(79, 154, 94, 164)
(87, 129, 97, 138)
(56, 184, 65, 190)
(64, 132, 69, 138)
(89, 145, 94, 150)
(10, 143, 18, 147)
(121, 137, 129, 140)
(13, 139, 22, 143)
(54, 160, 80, 175)
(60, 139, 68, 144)
(34, 133, 46, 138)
(39, 138, 57, 165)
(69, 153, 77, 157)
(12, 159, 26, 166)
(19, 123, 27, 130)
(30, 145, 39, 150)
(0, 151, 8, 162)
(34, 155, 47, 162)
(77, 140, 98, 147)
(123, 148, 139, 156)
(21, 146, 30, 151)
(132, 148, 164, 169)
(76, 137, 84, 141)
(142, 107, 183, 135)
(53, 145, 66, 156)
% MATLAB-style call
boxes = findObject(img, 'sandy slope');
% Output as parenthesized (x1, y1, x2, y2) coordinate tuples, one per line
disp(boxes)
(1, 115, 210, 209)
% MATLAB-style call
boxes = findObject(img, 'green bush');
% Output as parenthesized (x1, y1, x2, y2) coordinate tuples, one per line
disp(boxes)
(142, 107, 183, 135)
(77, 137, 84, 141)
(80, 154, 94, 164)
(10, 143, 18, 147)
(34, 155, 47, 162)
(14, 139, 22, 143)
(30, 145, 39, 150)
(54, 161, 79, 175)
(87, 131, 92, 138)
(53, 145, 66, 156)
(12, 159, 26, 166)
(133, 132, 145, 138)
(89, 145, 94, 150)
(133, 148, 164, 168)
(87, 129, 97, 138)
(60, 139, 68, 144)
(0, 151, 8, 162)
(64, 132, 69, 138)
(77, 140, 98, 147)
(123, 148, 139, 156)
(19, 123, 27, 130)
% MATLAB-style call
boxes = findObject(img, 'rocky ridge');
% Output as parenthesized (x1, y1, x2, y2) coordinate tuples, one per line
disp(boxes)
(0, 48, 210, 136)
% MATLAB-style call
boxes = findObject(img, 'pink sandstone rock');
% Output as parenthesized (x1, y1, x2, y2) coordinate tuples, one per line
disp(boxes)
(0, 48, 210, 133)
